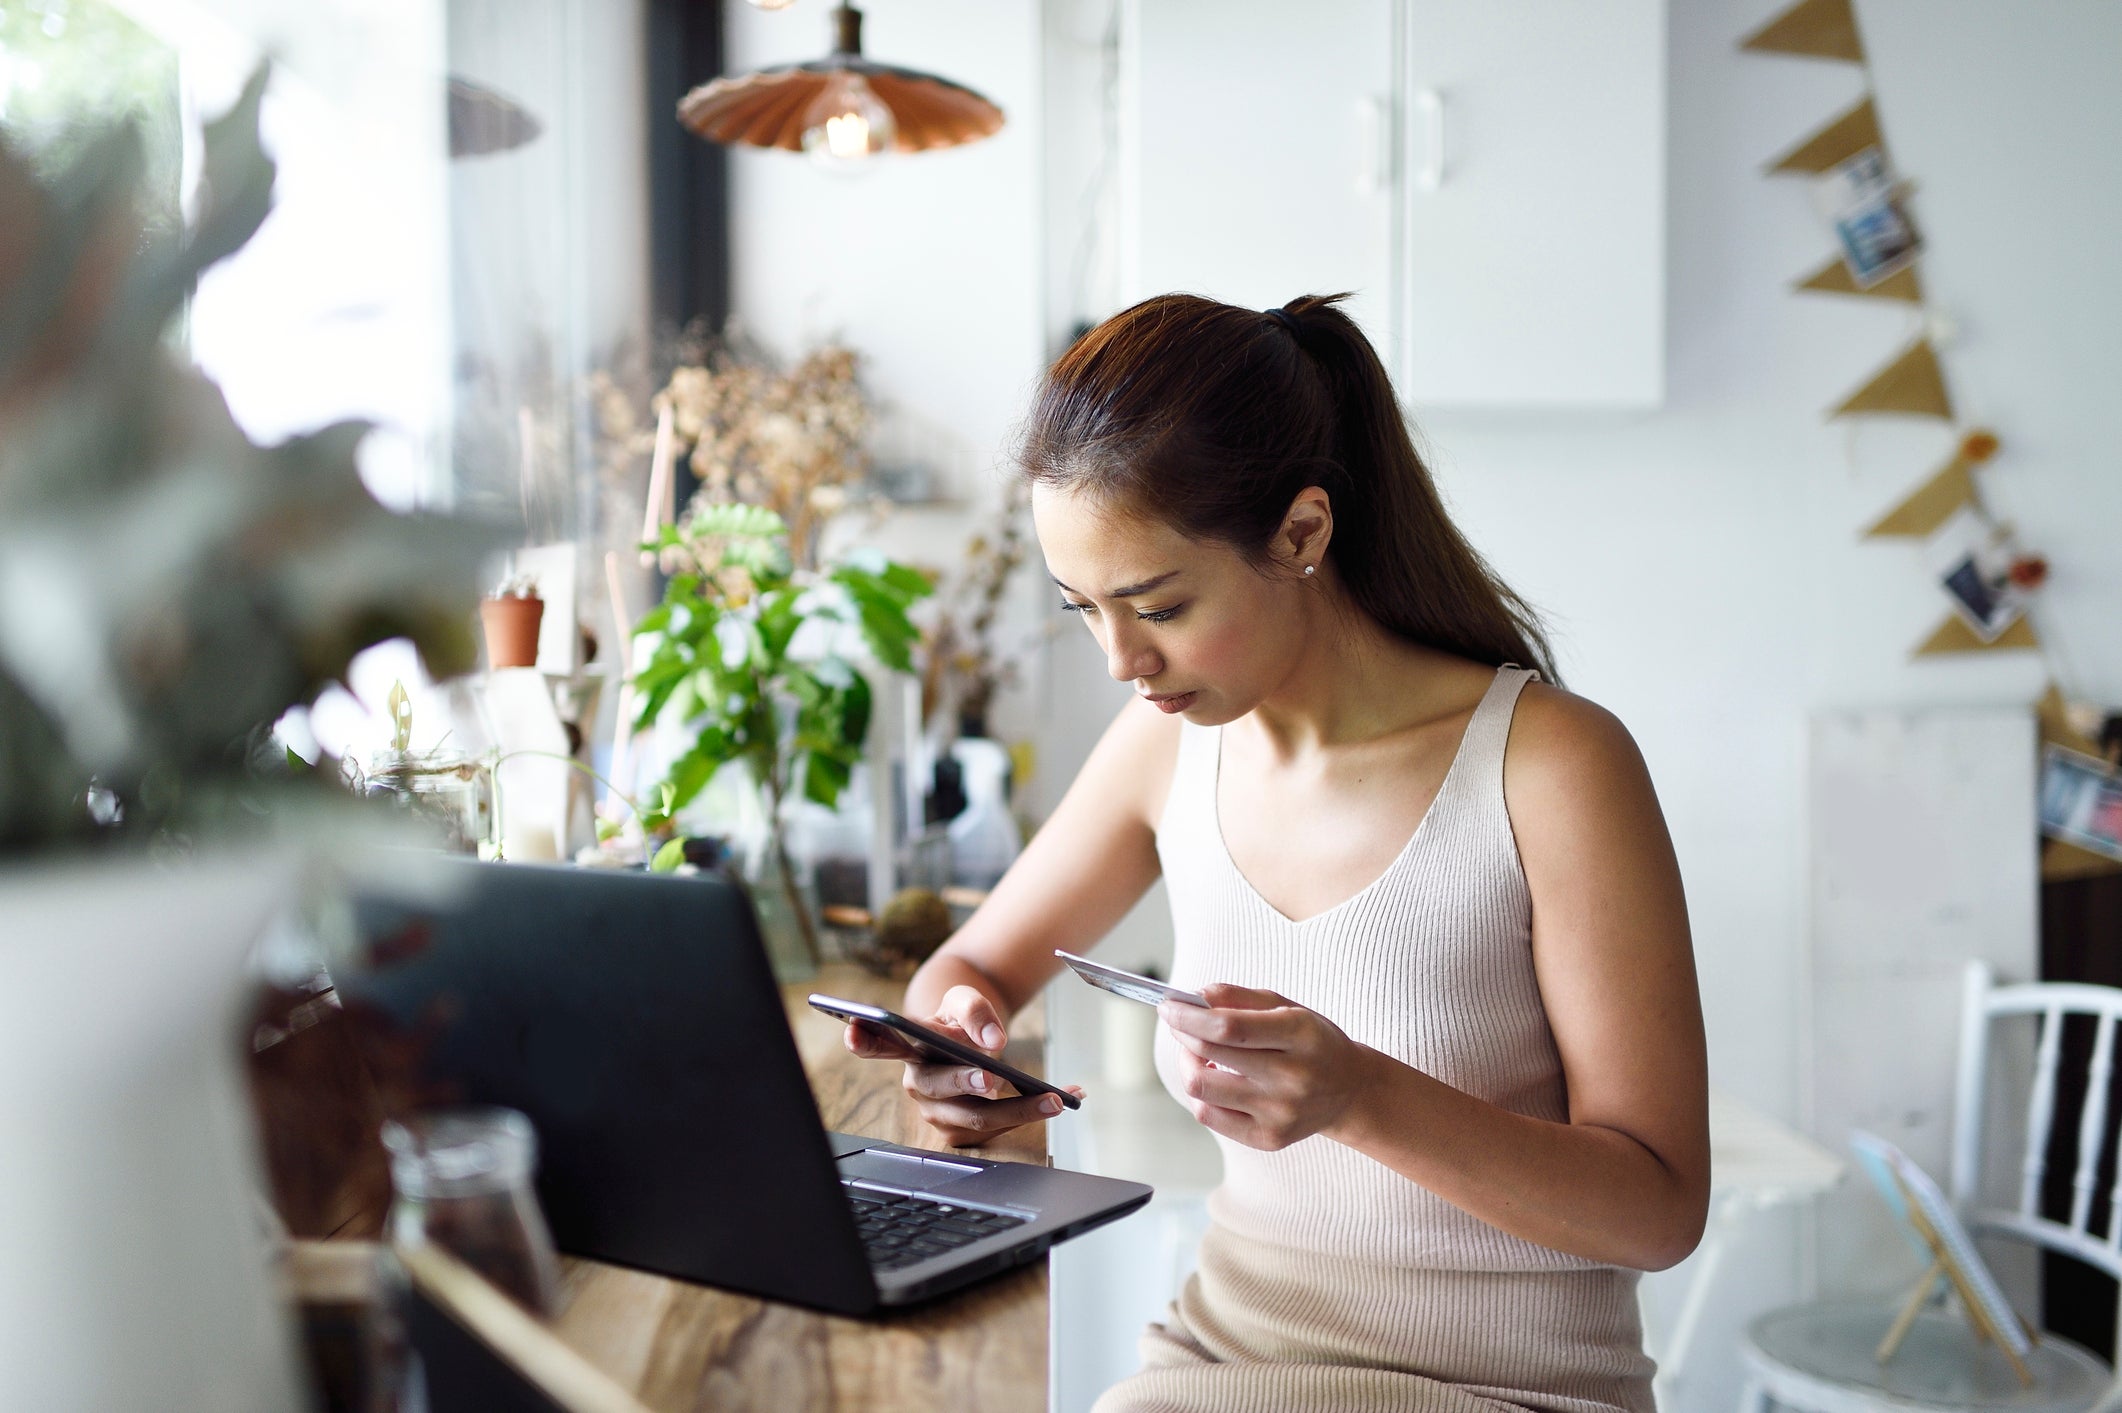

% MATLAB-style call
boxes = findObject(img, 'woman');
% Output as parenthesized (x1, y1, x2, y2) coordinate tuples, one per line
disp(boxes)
(845, 293, 1707, 1412)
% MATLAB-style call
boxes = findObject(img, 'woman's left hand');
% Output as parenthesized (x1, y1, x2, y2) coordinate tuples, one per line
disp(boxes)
(1160, 983, 1378, 1151)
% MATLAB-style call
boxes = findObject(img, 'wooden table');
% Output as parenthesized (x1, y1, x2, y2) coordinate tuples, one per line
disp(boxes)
(545, 964, 1053, 1412)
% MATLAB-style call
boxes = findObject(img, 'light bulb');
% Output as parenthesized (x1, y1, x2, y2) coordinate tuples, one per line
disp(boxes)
(747, 0, 799, 9)
(800, 73, 895, 171)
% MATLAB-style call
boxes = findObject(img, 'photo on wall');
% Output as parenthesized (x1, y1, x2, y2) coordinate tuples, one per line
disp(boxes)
(2039, 744, 2122, 864)
(1926, 507, 2027, 643)
(1813, 146, 1922, 288)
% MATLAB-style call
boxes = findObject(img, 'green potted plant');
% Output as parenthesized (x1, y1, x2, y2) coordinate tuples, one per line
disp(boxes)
(629, 502, 930, 972)
(0, 70, 492, 1409)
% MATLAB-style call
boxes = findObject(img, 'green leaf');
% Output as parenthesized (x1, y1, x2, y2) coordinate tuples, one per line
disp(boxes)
(633, 680, 677, 733)
(632, 603, 672, 635)
(663, 735, 730, 813)
(663, 674, 704, 729)
(734, 619, 767, 672)
(800, 750, 852, 807)
(649, 838, 687, 874)
(689, 502, 786, 539)
(831, 559, 933, 609)
(876, 561, 935, 603)
(851, 599, 919, 672)
(757, 588, 803, 661)
(841, 669, 872, 745)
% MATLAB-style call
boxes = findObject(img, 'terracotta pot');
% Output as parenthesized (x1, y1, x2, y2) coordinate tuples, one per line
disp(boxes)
(479, 594, 544, 670)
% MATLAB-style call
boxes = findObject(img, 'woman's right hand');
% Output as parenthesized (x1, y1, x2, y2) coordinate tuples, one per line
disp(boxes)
(841, 984, 1084, 1147)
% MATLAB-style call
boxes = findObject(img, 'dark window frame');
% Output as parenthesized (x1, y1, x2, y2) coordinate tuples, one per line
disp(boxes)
(646, 0, 730, 356)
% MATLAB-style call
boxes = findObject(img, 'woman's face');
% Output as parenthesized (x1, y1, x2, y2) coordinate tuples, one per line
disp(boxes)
(1030, 483, 1303, 725)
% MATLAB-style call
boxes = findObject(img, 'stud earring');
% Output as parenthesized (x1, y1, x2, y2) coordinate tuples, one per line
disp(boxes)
(1303, 565, 1316, 577)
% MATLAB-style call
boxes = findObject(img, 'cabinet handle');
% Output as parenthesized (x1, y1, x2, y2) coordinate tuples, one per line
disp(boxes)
(1416, 87, 1444, 192)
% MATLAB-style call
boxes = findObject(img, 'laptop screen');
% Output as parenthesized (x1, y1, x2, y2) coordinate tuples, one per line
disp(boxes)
(340, 859, 876, 1311)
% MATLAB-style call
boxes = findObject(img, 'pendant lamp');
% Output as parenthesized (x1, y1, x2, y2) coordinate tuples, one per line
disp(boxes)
(677, 3, 1004, 169)
(447, 77, 542, 159)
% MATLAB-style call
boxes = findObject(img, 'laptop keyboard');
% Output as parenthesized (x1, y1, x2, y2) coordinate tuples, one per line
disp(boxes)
(842, 1181, 1032, 1271)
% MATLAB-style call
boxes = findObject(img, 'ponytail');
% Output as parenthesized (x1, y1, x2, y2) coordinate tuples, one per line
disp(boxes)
(1021, 292, 1558, 685)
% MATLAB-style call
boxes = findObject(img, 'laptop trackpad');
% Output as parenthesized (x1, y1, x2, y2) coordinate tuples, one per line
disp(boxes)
(838, 1147, 983, 1190)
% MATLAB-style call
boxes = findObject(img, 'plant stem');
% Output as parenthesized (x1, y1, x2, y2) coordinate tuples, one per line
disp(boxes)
(760, 759, 822, 966)
(487, 748, 663, 859)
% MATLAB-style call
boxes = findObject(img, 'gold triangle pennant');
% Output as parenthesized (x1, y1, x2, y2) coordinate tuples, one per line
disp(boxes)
(1740, 0, 1867, 63)
(1768, 98, 1883, 175)
(1832, 339, 1953, 420)
(1865, 457, 1977, 538)
(1913, 613, 2038, 657)
(2037, 681, 2104, 756)
(2042, 837, 2122, 882)
(1796, 253, 1923, 302)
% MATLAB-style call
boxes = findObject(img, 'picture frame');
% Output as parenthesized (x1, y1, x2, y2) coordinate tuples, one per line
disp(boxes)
(2038, 744, 2122, 863)
(1813, 146, 1923, 289)
(1926, 507, 2027, 643)
(1849, 1131, 2032, 1376)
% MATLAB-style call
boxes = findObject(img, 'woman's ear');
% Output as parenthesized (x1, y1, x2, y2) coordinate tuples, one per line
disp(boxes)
(1279, 486, 1334, 571)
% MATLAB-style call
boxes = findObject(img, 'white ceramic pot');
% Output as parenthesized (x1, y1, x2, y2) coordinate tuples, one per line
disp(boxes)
(0, 853, 306, 1412)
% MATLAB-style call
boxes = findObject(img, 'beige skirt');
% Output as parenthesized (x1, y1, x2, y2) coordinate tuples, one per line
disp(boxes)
(1092, 1224, 1657, 1413)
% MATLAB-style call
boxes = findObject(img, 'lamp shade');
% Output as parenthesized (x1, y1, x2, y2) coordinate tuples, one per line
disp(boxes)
(447, 76, 542, 159)
(677, 4, 1003, 155)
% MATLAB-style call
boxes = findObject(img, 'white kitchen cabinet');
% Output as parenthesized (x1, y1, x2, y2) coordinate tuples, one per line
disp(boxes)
(1121, 0, 1665, 410)
(1120, 0, 1399, 352)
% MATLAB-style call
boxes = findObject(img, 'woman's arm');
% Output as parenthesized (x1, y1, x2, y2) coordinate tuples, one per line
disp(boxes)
(846, 697, 1177, 1144)
(1161, 686, 1710, 1270)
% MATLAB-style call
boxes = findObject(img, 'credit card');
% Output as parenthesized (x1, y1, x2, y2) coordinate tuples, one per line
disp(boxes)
(1054, 949, 1208, 1008)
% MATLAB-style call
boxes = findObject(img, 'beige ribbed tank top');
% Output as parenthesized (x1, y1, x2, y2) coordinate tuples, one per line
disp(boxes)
(1153, 665, 1606, 1274)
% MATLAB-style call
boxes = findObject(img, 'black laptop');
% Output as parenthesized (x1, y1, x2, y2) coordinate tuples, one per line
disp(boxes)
(338, 858, 1152, 1315)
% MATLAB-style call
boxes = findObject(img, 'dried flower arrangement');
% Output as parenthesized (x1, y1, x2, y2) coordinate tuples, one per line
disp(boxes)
(920, 479, 1031, 739)
(592, 327, 872, 573)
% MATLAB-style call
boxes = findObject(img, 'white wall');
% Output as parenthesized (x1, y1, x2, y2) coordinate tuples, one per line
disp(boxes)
(1426, 0, 2120, 1155)
(725, 1, 2122, 1407)
(1420, 3, 2122, 1404)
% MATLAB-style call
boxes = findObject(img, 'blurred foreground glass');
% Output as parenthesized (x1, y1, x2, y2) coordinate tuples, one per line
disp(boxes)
(285, 1241, 412, 1413)
(381, 1108, 562, 1317)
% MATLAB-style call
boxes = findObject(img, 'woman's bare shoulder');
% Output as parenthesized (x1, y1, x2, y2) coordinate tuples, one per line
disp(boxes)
(1502, 681, 1658, 819)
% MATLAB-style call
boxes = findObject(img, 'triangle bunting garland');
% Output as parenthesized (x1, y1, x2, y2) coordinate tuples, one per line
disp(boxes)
(1864, 454, 1978, 538)
(1741, 0, 1866, 63)
(2036, 682, 2101, 756)
(1747, 12, 2078, 855)
(1831, 339, 1953, 420)
(1912, 614, 2038, 657)
(1767, 97, 1884, 175)
(1796, 253, 1922, 302)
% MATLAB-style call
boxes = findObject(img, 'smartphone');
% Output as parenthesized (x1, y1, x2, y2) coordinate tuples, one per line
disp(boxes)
(1053, 950, 1208, 1009)
(807, 994, 1082, 1111)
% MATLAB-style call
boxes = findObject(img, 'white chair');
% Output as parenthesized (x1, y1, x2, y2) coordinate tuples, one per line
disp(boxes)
(1737, 961, 2122, 1413)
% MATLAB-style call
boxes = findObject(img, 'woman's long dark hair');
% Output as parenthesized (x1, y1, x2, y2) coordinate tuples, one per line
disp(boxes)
(1019, 293, 1558, 684)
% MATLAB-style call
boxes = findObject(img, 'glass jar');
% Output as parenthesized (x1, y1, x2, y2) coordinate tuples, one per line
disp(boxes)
(363, 748, 488, 855)
(285, 1240, 413, 1413)
(379, 1107, 561, 1317)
